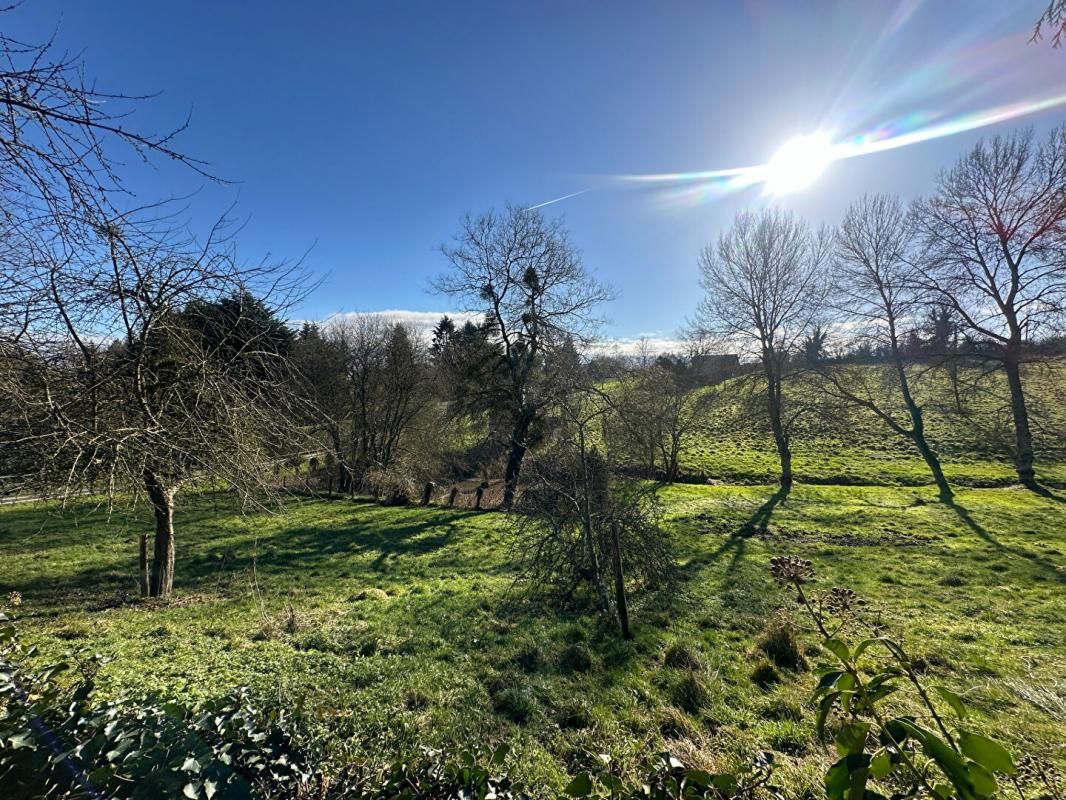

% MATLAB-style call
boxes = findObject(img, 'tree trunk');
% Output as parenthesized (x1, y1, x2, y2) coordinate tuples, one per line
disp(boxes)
(502, 411, 534, 509)
(893, 354, 953, 501)
(765, 366, 792, 490)
(138, 533, 149, 598)
(327, 427, 349, 494)
(912, 429, 952, 501)
(579, 435, 611, 613)
(143, 469, 176, 599)
(1004, 351, 1037, 488)
(610, 522, 631, 640)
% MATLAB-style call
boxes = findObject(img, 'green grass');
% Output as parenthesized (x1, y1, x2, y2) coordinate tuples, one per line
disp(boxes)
(664, 363, 1066, 487)
(2, 482, 1064, 795)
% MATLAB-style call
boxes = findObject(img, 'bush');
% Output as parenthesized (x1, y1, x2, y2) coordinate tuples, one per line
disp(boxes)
(364, 466, 417, 505)
(1, 610, 773, 799)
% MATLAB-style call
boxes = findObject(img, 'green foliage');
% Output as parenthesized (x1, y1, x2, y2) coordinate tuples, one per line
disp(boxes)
(637, 363, 1066, 488)
(1, 611, 315, 799)
(2, 604, 789, 799)
(768, 558, 1059, 800)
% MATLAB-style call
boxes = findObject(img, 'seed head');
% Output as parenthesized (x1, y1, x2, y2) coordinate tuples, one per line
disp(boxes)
(769, 556, 814, 586)
(824, 587, 862, 615)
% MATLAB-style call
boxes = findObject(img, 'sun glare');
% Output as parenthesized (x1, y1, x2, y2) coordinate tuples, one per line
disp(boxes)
(764, 133, 834, 195)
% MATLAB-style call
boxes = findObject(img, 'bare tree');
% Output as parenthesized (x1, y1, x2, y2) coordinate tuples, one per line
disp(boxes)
(0, 16, 215, 237)
(3, 213, 307, 599)
(1033, 1, 1066, 46)
(331, 315, 431, 489)
(825, 194, 954, 501)
(911, 126, 1066, 489)
(694, 208, 830, 491)
(434, 205, 610, 508)
(292, 322, 352, 492)
(611, 362, 710, 483)
(512, 387, 671, 639)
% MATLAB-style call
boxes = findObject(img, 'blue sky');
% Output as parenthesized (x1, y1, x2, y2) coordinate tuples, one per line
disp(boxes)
(7, 1, 1065, 345)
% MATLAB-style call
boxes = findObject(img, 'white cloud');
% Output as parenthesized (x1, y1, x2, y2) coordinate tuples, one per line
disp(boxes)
(590, 336, 687, 357)
(307, 310, 687, 355)
(320, 309, 482, 337)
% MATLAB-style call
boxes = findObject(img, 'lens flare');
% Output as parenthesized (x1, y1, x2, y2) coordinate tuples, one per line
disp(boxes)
(765, 133, 834, 194)
(612, 90, 1066, 203)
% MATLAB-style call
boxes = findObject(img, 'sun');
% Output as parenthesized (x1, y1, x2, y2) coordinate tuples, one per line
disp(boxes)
(764, 133, 834, 195)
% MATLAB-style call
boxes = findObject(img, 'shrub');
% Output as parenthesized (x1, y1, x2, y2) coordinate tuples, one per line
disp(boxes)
(769, 554, 1034, 800)
(1, 609, 775, 799)
(364, 466, 416, 505)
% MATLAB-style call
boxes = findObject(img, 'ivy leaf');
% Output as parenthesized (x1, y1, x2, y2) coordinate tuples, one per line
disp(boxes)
(564, 772, 593, 797)
(834, 723, 870, 756)
(825, 754, 871, 800)
(934, 686, 968, 719)
(816, 692, 841, 741)
(182, 782, 200, 799)
(711, 773, 739, 795)
(894, 719, 978, 800)
(684, 769, 713, 788)
(967, 761, 998, 798)
(490, 744, 509, 766)
(853, 638, 887, 660)
(960, 732, 1015, 775)
(823, 639, 850, 663)
(870, 749, 892, 780)
(8, 730, 34, 750)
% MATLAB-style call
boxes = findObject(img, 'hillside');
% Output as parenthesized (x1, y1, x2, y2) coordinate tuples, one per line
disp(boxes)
(2, 483, 1063, 795)
(661, 362, 1066, 487)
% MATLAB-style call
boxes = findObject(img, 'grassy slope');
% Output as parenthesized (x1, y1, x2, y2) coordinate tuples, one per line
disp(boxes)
(2, 483, 1064, 794)
(668, 363, 1066, 487)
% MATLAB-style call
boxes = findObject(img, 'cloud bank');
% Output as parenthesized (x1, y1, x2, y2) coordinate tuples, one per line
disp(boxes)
(312, 310, 686, 355)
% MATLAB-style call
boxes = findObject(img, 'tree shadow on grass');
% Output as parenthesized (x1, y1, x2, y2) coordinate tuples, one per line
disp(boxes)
(738, 486, 790, 536)
(945, 499, 1065, 584)
(1028, 482, 1065, 503)
(4, 502, 502, 617)
(703, 486, 790, 585)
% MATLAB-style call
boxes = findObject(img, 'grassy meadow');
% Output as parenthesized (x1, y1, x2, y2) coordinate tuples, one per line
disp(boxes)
(664, 365, 1066, 487)
(2, 475, 1064, 795)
